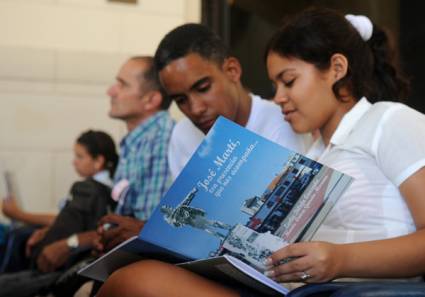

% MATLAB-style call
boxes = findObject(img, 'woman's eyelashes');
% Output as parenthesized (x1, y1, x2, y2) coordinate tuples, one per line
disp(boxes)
(283, 78, 295, 88)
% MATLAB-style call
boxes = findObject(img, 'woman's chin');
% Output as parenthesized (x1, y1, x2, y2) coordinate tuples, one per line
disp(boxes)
(288, 122, 310, 134)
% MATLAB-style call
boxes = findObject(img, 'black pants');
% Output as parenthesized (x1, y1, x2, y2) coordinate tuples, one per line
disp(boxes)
(286, 282, 425, 297)
(0, 269, 61, 297)
(0, 226, 35, 273)
(238, 282, 425, 297)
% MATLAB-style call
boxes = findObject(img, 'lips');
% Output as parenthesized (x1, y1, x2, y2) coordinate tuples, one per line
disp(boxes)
(283, 109, 297, 121)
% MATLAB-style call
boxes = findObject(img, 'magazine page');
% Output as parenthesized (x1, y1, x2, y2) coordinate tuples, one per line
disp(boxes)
(78, 236, 143, 282)
(1, 170, 13, 198)
(141, 116, 352, 271)
(1, 169, 21, 201)
(179, 255, 289, 296)
(1, 168, 23, 224)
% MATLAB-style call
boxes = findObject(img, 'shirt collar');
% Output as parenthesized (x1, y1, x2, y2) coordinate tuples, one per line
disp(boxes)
(329, 97, 372, 146)
(306, 137, 326, 161)
(305, 97, 371, 161)
(120, 111, 168, 148)
(93, 170, 113, 188)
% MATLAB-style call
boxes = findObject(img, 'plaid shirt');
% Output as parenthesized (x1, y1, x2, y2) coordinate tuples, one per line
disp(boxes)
(114, 111, 175, 220)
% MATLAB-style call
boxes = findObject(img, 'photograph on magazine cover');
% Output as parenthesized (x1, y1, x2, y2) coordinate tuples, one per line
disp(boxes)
(141, 117, 351, 271)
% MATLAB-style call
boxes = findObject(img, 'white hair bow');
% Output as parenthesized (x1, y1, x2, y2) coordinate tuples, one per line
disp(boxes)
(345, 14, 373, 41)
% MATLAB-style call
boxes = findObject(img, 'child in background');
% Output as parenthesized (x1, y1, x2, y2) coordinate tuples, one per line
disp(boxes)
(2, 130, 118, 227)
(0, 130, 118, 275)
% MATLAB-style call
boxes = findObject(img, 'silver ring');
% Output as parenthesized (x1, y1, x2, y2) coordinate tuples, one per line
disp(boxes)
(300, 271, 312, 281)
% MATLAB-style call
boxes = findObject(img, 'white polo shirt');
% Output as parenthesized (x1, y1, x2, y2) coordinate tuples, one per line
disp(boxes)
(168, 94, 312, 179)
(309, 98, 425, 244)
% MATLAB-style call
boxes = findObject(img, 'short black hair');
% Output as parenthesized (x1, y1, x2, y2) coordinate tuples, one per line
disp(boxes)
(130, 56, 172, 110)
(154, 23, 229, 72)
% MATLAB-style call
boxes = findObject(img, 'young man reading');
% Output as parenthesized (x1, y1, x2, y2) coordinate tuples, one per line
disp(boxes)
(153, 23, 311, 178)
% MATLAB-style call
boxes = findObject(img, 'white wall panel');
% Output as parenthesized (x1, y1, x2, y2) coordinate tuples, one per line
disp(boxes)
(56, 51, 128, 84)
(0, 93, 121, 149)
(0, 0, 200, 217)
(0, 151, 54, 212)
(120, 14, 184, 54)
(0, 47, 55, 80)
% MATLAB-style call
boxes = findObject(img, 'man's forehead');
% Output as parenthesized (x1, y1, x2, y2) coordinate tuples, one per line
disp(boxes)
(117, 60, 146, 81)
(161, 54, 222, 87)
(164, 53, 221, 73)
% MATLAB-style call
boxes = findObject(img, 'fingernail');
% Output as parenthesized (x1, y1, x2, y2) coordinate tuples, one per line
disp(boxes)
(264, 257, 272, 266)
(264, 270, 275, 277)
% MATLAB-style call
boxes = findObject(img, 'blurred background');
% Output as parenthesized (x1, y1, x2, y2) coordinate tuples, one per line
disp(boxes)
(0, 0, 200, 219)
(1, 0, 424, 220)
(203, 0, 425, 109)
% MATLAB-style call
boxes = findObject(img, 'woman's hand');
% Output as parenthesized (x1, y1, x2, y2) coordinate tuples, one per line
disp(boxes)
(265, 241, 345, 283)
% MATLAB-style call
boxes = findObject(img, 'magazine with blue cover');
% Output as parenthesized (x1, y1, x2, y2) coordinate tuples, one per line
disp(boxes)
(79, 117, 352, 295)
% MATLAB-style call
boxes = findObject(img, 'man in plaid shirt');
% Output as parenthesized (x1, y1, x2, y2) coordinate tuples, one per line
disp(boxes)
(97, 56, 175, 252)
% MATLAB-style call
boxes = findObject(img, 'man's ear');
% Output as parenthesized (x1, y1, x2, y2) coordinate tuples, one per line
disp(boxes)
(143, 90, 162, 111)
(222, 57, 242, 82)
(329, 53, 348, 82)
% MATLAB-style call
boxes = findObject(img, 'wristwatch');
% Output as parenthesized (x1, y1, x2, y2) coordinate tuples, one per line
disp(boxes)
(66, 234, 79, 249)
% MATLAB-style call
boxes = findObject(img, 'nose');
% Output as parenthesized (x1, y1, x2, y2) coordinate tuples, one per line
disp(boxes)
(273, 85, 289, 105)
(189, 97, 207, 116)
(107, 84, 116, 97)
